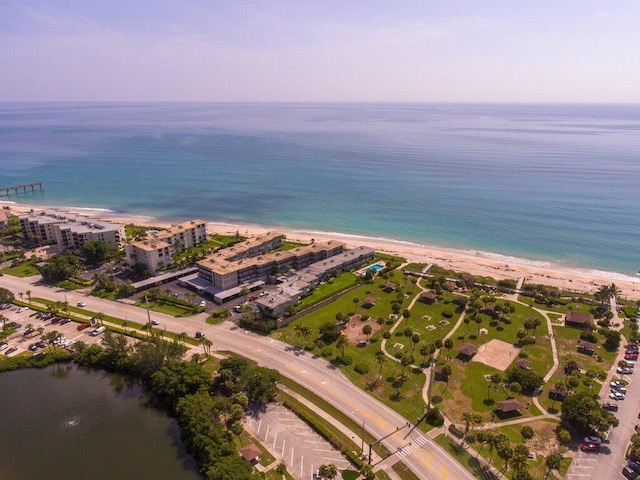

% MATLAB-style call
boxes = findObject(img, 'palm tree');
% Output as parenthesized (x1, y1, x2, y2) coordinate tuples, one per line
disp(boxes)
(376, 352, 386, 378)
(509, 452, 529, 479)
(484, 432, 499, 463)
(26, 290, 31, 305)
(122, 320, 128, 333)
(336, 335, 347, 360)
(319, 464, 337, 479)
(177, 332, 187, 347)
(200, 337, 212, 356)
(363, 324, 373, 342)
(545, 453, 561, 479)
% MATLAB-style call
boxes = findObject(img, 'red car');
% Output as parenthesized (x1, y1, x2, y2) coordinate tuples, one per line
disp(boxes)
(581, 443, 600, 452)
(626, 354, 638, 360)
(77, 323, 89, 331)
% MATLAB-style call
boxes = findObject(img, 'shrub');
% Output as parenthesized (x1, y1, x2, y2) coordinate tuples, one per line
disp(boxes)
(354, 363, 370, 374)
(426, 407, 445, 427)
(383, 331, 391, 339)
(304, 342, 315, 351)
(580, 331, 598, 343)
(321, 347, 334, 358)
(341, 355, 353, 366)
(448, 424, 463, 438)
(442, 308, 454, 318)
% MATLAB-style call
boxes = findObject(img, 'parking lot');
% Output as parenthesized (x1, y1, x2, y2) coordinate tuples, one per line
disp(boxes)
(246, 404, 351, 480)
(0, 305, 106, 356)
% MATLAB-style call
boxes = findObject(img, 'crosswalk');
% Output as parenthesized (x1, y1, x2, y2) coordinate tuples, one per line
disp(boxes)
(394, 434, 429, 460)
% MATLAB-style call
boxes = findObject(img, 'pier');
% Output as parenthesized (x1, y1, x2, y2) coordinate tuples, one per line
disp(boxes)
(0, 182, 43, 197)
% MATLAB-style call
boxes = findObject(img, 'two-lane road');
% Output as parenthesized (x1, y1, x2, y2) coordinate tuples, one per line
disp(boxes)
(0, 274, 475, 480)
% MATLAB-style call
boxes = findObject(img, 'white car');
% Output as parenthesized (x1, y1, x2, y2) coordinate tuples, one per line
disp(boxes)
(609, 391, 625, 400)
(199, 300, 206, 308)
(77, 302, 86, 307)
(584, 436, 602, 445)
(16, 307, 28, 313)
(612, 385, 627, 393)
(610, 380, 624, 388)
(151, 319, 160, 326)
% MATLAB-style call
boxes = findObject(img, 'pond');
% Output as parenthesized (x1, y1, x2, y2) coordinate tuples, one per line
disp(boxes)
(0, 363, 202, 480)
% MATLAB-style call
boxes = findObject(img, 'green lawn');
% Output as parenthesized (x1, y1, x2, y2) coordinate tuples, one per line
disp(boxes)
(432, 434, 485, 480)
(0, 261, 40, 277)
(134, 299, 198, 317)
(295, 272, 359, 311)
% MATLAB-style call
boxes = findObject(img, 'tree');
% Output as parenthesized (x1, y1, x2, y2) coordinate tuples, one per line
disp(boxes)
(411, 332, 421, 350)
(475, 315, 483, 335)
(26, 290, 31, 305)
(510, 450, 530, 479)
(419, 343, 432, 367)
(360, 464, 375, 480)
(497, 442, 513, 472)
(520, 426, 534, 443)
(81, 240, 111, 264)
(441, 363, 452, 380)
(319, 463, 338, 479)
(444, 338, 454, 359)
(319, 321, 338, 343)
(362, 324, 373, 341)
(488, 373, 502, 400)
(352, 297, 360, 313)
(561, 391, 619, 432)
(509, 382, 522, 397)
(0, 287, 14, 304)
(40, 252, 82, 281)
(545, 453, 561, 479)
(604, 329, 621, 350)
(336, 335, 347, 359)
(375, 352, 386, 378)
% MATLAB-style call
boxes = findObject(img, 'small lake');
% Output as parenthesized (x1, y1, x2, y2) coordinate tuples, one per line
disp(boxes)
(0, 363, 202, 480)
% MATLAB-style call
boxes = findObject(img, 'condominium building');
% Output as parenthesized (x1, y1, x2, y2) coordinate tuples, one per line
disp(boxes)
(196, 237, 344, 290)
(19, 211, 125, 249)
(125, 219, 208, 273)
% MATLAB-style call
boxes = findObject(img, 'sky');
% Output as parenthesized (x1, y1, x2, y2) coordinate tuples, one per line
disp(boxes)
(1, 1, 639, 103)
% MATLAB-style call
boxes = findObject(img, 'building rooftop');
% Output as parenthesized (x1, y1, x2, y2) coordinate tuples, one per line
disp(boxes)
(496, 399, 525, 413)
(129, 238, 172, 251)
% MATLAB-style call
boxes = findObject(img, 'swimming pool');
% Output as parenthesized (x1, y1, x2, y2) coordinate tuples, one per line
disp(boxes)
(358, 262, 385, 276)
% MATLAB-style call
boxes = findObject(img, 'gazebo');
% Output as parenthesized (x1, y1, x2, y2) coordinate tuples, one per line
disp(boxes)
(496, 399, 525, 415)
(239, 444, 261, 463)
(565, 311, 594, 328)
(515, 358, 532, 370)
(457, 342, 478, 360)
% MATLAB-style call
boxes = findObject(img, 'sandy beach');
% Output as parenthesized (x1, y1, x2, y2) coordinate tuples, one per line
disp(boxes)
(5, 202, 640, 301)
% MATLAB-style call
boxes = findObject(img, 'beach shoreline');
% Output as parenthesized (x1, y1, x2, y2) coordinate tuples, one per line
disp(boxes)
(4, 200, 639, 301)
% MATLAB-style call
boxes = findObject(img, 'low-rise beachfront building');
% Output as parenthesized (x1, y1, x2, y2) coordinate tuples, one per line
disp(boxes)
(19, 210, 125, 249)
(196, 238, 345, 290)
(125, 239, 172, 274)
(125, 219, 208, 273)
(151, 219, 207, 252)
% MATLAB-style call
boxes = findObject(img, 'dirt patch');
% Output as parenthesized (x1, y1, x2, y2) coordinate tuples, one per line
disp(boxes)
(343, 315, 382, 344)
(472, 339, 520, 371)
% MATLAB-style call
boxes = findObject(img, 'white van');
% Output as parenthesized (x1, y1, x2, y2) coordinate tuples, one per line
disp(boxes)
(91, 326, 106, 336)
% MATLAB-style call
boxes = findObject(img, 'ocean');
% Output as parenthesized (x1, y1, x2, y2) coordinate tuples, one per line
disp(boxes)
(0, 102, 638, 277)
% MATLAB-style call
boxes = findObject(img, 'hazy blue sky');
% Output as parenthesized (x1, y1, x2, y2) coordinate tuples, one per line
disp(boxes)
(1, 1, 639, 102)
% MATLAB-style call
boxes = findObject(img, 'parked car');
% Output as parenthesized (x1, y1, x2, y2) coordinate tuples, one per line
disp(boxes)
(623, 466, 637, 479)
(151, 319, 160, 325)
(77, 301, 86, 307)
(611, 380, 624, 387)
(199, 300, 206, 308)
(617, 367, 634, 375)
(16, 307, 28, 313)
(612, 385, 627, 393)
(625, 354, 638, 360)
(59, 318, 71, 325)
(35, 340, 47, 349)
(580, 443, 600, 452)
(4, 346, 18, 355)
(0, 343, 8, 352)
(249, 295, 258, 301)
(584, 436, 602, 445)
(195, 331, 205, 339)
(23, 328, 35, 336)
(28, 343, 39, 351)
(610, 391, 625, 400)
(603, 402, 618, 411)
(0, 303, 11, 310)
(77, 323, 90, 331)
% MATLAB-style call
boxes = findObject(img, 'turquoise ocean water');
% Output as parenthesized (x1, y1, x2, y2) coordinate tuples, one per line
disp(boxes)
(0, 103, 638, 277)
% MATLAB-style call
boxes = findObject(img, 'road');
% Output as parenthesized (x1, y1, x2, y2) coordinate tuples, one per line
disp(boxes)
(0, 274, 475, 480)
